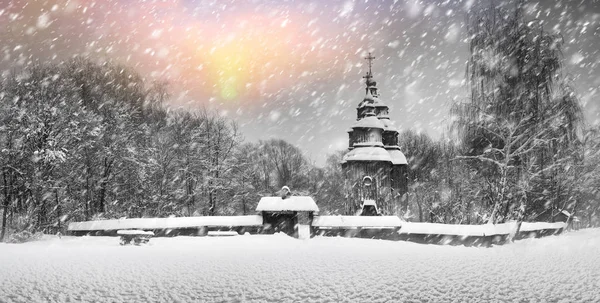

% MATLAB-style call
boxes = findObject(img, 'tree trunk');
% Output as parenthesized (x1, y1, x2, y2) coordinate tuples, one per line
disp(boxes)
(489, 167, 508, 224)
(241, 190, 247, 215)
(502, 196, 511, 222)
(0, 198, 8, 242)
(97, 158, 113, 215)
(1, 171, 10, 242)
(416, 192, 423, 222)
(85, 154, 92, 221)
(55, 188, 61, 231)
(208, 186, 215, 216)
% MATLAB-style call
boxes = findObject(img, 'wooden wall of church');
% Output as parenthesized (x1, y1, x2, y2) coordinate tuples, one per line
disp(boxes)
(342, 161, 397, 215)
(382, 132, 398, 146)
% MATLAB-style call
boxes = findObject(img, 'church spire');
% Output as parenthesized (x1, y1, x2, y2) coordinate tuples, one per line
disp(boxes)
(363, 52, 375, 84)
(362, 52, 378, 97)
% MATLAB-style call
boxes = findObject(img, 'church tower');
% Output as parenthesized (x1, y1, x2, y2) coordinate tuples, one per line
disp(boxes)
(341, 53, 408, 216)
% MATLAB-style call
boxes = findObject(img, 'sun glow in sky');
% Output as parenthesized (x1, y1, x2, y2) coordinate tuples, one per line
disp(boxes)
(1, 0, 599, 165)
(0, 0, 342, 102)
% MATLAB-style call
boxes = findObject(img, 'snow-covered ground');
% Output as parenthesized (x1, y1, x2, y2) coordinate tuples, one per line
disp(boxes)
(1, 230, 599, 303)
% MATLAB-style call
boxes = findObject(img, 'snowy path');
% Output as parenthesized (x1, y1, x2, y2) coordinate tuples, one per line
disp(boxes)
(1, 230, 599, 303)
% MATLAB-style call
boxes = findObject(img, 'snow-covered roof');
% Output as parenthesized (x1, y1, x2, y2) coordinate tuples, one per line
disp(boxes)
(351, 116, 385, 129)
(256, 196, 319, 212)
(312, 215, 402, 228)
(353, 142, 384, 148)
(372, 96, 388, 108)
(68, 215, 263, 231)
(362, 199, 377, 206)
(380, 118, 398, 132)
(386, 148, 408, 165)
(399, 222, 519, 236)
(358, 90, 388, 109)
(358, 101, 375, 108)
(342, 146, 392, 162)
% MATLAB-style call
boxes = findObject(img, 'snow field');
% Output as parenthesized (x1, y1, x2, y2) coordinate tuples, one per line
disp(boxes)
(0, 229, 599, 303)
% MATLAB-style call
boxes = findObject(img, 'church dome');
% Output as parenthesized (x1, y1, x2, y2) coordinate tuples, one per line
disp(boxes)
(342, 146, 392, 163)
(351, 116, 384, 130)
(358, 90, 375, 108)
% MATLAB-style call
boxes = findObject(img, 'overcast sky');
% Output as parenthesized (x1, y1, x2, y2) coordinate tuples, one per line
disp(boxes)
(1, 0, 599, 165)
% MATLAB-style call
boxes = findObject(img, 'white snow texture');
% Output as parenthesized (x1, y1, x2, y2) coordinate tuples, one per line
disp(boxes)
(1, 229, 599, 303)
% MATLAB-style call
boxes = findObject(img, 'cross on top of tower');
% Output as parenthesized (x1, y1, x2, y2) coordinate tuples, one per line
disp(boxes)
(365, 52, 375, 75)
(363, 52, 376, 84)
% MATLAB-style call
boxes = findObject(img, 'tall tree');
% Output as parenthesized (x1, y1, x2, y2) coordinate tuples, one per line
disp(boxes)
(452, 2, 583, 223)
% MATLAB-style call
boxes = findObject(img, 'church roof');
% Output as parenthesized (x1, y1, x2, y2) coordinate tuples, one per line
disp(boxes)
(358, 101, 375, 108)
(256, 196, 319, 212)
(364, 90, 374, 101)
(372, 96, 387, 108)
(386, 147, 408, 165)
(353, 142, 384, 148)
(351, 116, 385, 129)
(342, 146, 392, 163)
(380, 118, 398, 132)
(358, 91, 376, 109)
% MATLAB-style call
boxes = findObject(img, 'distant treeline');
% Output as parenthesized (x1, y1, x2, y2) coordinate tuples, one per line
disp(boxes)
(0, 59, 345, 241)
(0, 56, 598, 242)
(2, 2, 600, 242)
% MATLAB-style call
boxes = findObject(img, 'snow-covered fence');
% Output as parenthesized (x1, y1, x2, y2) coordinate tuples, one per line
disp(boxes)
(311, 218, 519, 245)
(311, 217, 567, 246)
(515, 222, 567, 239)
(397, 222, 519, 246)
(67, 212, 568, 246)
(68, 195, 322, 238)
(68, 215, 263, 236)
(396, 221, 567, 246)
(312, 215, 402, 239)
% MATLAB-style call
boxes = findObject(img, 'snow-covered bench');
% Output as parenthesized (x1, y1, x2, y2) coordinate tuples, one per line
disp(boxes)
(117, 230, 154, 245)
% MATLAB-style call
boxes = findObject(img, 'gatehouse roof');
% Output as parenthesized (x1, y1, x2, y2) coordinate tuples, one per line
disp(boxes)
(256, 196, 319, 212)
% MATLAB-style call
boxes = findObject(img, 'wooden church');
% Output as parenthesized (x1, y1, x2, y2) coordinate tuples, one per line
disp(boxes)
(342, 53, 409, 216)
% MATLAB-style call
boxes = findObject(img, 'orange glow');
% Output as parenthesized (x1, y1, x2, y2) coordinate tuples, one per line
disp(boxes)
(0, 0, 347, 105)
